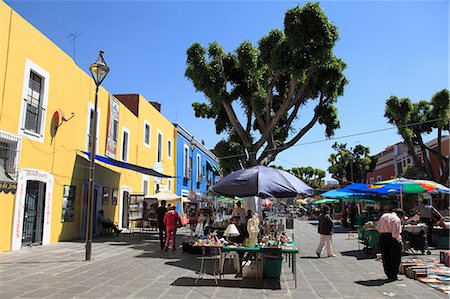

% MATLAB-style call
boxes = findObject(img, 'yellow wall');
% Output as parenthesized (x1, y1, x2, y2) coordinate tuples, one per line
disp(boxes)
(0, 1, 176, 251)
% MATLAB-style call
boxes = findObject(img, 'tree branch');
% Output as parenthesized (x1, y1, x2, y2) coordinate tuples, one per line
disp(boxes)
(266, 71, 279, 124)
(253, 65, 317, 152)
(215, 54, 253, 148)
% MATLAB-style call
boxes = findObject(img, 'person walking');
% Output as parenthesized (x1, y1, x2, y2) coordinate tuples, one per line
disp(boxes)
(164, 205, 181, 251)
(348, 202, 357, 230)
(341, 205, 349, 228)
(376, 208, 405, 282)
(156, 200, 168, 249)
(414, 199, 444, 247)
(315, 206, 336, 258)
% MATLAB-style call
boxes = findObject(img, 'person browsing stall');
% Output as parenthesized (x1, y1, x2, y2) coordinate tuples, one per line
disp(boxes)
(163, 205, 181, 251)
(231, 201, 246, 226)
(156, 200, 168, 249)
(376, 209, 405, 282)
(414, 198, 444, 247)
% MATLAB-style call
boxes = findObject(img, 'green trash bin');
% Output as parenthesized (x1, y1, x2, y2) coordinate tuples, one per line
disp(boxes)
(263, 254, 283, 278)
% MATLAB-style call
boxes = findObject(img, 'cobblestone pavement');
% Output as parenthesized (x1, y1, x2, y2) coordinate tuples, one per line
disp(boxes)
(0, 220, 447, 299)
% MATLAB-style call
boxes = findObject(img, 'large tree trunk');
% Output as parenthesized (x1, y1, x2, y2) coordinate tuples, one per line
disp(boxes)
(403, 137, 426, 175)
(415, 134, 436, 181)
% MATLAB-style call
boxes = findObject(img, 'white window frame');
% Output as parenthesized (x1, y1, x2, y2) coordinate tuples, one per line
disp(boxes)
(167, 138, 172, 160)
(369, 178, 374, 184)
(143, 120, 151, 148)
(19, 59, 50, 142)
(86, 102, 101, 154)
(376, 175, 382, 182)
(0, 130, 22, 181)
(156, 130, 163, 163)
(142, 175, 149, 196)
(183, 144, 189, 178)
(196, 153, 201, 182)
(121, 126, 130, 162)
(167, 178, 172, 191)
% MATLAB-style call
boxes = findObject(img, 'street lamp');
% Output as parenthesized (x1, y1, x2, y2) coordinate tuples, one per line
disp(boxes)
(189, 136, 195, 238)
(189, 136, 195, 194)
(85, 50, 109, 261)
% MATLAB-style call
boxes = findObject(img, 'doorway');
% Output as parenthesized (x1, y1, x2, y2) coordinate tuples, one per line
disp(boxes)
(22, 180, 46, 247)
(122, 190, 130, 228)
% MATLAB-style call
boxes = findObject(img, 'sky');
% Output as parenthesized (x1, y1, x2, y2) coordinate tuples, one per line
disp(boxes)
(6, 0, 448, 180)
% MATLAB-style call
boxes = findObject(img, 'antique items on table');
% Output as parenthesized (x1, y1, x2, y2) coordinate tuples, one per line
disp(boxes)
(357, 222, 380, 253)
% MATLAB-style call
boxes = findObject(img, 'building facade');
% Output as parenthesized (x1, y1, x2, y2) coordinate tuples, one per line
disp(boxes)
(0, 2, 176, 252)
(173, 124, 219, 210)
(366, 136, 450, 184)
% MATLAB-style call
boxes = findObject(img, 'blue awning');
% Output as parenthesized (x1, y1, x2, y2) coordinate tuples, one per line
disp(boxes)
(82, 151, 174, 178)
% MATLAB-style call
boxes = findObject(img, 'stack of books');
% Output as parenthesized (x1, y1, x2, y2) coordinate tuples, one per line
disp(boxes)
(400, 256, 450, 294)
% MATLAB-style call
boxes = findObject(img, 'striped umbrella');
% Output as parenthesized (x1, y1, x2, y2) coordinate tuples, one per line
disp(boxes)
(369, 177, 450, 208)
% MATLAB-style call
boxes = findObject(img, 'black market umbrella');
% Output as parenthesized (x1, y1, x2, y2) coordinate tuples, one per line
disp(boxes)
(211, 165, 313, 199)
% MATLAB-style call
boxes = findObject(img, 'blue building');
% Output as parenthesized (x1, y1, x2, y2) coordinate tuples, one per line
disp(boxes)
(173, 124, 220, 209)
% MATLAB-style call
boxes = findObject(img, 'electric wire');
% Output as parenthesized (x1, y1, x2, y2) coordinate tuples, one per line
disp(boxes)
(215, 117, 449, 161)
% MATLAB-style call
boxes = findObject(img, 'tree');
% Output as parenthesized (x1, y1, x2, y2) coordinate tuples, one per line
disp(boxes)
(327, 143, 377, 184)
(270, 165, 325, 189)
(384, 89, 449, 184)
(290, 166, 326, 189)
(186, 2, 347, 171)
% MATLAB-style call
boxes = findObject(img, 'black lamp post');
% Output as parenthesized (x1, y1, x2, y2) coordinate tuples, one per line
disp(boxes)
(85, 50, 109, 261)
(189, 137, 195, 194)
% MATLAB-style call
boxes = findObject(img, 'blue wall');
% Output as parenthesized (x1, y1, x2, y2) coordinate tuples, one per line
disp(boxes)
(174, 126, 219, 208)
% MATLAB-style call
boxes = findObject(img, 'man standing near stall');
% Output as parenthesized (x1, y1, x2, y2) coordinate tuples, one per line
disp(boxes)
(157, 200, 168, 249)
(414, 198, 444, 247)
(376, 209, 405, 282)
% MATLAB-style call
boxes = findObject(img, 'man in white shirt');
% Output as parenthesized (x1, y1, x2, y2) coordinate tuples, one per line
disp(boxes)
(376, 209, 405, 282)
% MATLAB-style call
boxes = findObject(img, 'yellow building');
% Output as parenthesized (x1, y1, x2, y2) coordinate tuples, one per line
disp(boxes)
(0, 1, 176, 252)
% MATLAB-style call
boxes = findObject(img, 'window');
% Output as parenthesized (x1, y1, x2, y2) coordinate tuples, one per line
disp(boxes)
(143, 121, 151, 147)
(19, 59, 50, 142)
(167, 139, 172, 159)
(157, 131, 163, 163)
(168, 179, 172, 191)
(142, 175, 149, 196)
(183, 145, 189, 178)
(376, 175, 382, 182)
(86, 103, 101, 154)
(121, 127, 130, 162)
(112, 120, 118, 142)
(0, 132, 21, 181)
(196, 154, 201, 182)
(369, 178, 374, 184)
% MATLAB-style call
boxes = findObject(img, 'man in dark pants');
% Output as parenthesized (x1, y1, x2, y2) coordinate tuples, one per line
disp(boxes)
(156, 200, 168, 249)
(414, 199, 444, 247)
(377, 209, 405, 282)
(348, 202, 357, 230)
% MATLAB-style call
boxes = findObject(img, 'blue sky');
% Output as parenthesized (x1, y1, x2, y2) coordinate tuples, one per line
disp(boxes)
(6, 1, 448, 179)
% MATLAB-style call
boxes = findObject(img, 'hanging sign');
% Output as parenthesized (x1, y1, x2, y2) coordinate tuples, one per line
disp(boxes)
(105, 95, 120, 158)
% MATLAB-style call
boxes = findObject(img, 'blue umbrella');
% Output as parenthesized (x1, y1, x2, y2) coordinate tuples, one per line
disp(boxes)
(211, 165, 313, 199)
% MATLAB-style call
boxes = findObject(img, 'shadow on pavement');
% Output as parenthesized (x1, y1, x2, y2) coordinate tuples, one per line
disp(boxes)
(308, 221, 354, 234)
(340, 250, 375, 260)
(171, 277, 281, 290)
(355, 279, 386, 287)
(300, 256, 320, 259)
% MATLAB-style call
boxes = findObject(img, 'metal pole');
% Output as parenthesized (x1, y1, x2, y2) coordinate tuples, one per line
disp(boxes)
(85, 85, 99, 261)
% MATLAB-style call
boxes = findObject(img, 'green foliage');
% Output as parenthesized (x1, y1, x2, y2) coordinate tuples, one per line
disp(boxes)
(270, 165, 325, 188)
(186, 2, 347, 167)
(402, 165, 427, 180)
(327, 143, 377, 183)
(384, 89, 449, 183)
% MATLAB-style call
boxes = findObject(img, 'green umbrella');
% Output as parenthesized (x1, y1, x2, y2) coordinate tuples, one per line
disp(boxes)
(311, 198, 339, 205)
